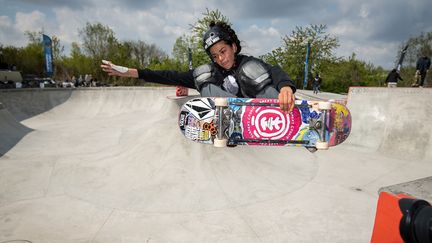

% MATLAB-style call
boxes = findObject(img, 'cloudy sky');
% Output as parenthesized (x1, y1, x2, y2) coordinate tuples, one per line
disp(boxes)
(1, 0, 431, 69)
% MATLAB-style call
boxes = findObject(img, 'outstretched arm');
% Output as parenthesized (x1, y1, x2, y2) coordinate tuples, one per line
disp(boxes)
(100, 60, 138, 78)
(101, 60, 196, 88)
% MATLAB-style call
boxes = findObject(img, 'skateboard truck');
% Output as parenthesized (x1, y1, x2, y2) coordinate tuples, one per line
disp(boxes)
(314, 101, 332, 150)
(214, 98, 229, 147)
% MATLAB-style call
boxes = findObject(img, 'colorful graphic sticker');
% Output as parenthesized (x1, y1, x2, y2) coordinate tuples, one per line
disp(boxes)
(241, 99, 301, 143)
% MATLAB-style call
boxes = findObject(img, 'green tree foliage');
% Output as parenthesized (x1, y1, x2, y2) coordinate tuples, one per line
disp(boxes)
(5, 31, 45, 76)
(320, 54, 386, 93)
(190, 9, 231, 42)
(0, 30, 69, 79)
(130, 40, 167, 68)
(77, 22, 119, 82)
(0, 45, 21, 70)
(171, 8, 231, 69)
(172, 35, 193, 69)
(61, 42, 93, 79)
(79, 22, 117, 59)
(51, 36, 64, 61)
(21, 31, 44, 76)
(262, 24, 339, 89)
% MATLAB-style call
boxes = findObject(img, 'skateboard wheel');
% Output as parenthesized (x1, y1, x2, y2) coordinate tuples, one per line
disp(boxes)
(214, 98, 228, 106)
(315, 141, 329, 150)
(306, 147, 318, 153)
(318, 101, 332, 110)
(214, 138, 228, 147)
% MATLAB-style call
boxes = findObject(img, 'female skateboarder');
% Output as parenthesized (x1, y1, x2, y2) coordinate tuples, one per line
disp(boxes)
(101, 21, 296, 112)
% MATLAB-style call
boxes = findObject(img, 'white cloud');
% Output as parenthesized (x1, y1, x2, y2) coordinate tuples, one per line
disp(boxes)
(329, 20, 371, 40)
(359, 4, 370, 18)
(0, 15, 27, 47)
(240, 25, 282, 57)
(0, 15, 13, 28)
(53, 8, 85, 46)
(15, 10, 46, 32)
(335, 38, 399, 68)
(0, 15, 21, 46)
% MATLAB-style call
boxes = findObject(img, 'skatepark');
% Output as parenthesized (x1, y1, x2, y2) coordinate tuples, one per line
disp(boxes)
(0, 86, 431, 242)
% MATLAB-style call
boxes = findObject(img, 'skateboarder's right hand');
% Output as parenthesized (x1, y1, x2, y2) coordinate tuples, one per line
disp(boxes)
(101, 60, 138, 78)
(278, 86, 295, 113)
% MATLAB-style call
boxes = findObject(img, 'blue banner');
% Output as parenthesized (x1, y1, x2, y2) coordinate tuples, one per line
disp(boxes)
(303, 42, 311, 90)
(42, 34, 53, 77)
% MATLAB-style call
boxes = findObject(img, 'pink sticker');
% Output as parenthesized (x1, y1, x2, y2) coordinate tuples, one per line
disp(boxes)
(242, 99, 301, 141)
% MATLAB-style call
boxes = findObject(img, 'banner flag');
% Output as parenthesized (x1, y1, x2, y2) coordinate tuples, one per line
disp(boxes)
(42, 34, 53, 77)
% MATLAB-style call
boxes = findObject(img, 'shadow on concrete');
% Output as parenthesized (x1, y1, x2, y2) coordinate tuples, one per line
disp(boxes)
(0, 88, 73, 121)
(0, 89, 73, 157)
(0, 104, 33, 157)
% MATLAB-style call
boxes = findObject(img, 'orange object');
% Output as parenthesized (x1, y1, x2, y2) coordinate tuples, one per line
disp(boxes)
(370, 191, 414, 243)
(176, 86, 188, 96)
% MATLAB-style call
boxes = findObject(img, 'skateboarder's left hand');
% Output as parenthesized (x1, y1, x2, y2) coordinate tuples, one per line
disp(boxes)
(100, 60, 138, 78)
(278, 86, 295, 113)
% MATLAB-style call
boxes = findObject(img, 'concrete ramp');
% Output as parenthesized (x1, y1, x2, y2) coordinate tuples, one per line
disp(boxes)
(0, 89, 73, 121)
(0, 87, 431, 243)
(346, 87, 432, 161)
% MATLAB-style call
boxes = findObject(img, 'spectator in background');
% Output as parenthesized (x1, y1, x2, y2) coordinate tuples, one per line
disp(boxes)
(413, 55, 431, 87)
(385, 69, 403, 88)
(71, 76, 78, 87)
(78, 75, 83, 86)
(313, 74, 322, 94)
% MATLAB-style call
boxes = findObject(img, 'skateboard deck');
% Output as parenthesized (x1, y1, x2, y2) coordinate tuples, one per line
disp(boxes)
(178, 97, 351, 150)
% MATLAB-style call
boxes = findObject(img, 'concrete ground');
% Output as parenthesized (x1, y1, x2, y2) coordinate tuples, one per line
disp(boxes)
(0, 86, 431, 243)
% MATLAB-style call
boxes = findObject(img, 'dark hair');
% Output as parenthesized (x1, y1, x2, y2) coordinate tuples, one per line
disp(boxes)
(204, 21, 242, 55)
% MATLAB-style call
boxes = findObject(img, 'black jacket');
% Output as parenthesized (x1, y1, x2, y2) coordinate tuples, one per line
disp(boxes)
(416, 56, 431, 72)
(137, 54, 296, 97)
(385, 70, 403, 83)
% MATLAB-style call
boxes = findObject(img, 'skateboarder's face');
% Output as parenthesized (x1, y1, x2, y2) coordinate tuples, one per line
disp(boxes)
(209, 41, 237, 70)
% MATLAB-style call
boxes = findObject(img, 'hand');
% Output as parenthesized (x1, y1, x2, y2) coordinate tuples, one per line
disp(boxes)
(278, 86, 295, 113)
(101, 60, 134, 77)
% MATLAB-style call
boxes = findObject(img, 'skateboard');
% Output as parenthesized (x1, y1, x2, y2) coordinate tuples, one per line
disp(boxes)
(178, 97, 351, 151)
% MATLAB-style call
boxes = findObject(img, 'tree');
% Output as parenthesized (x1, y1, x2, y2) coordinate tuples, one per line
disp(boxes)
(78, 22, 121, 82)
(130, 40, 167, 68)
(51, 35, 64, 62)
(171, 8, 232, 69)
(19, 31, 44, 76)
(319, 53, 386, 93)
(172, 35, 192, 65)
(262, 24, 339, 89)
(79, 22, 118, 59)
(190, 8, 231, 43)
(62, 42, 93, 80)
(0, 45, 21, 70)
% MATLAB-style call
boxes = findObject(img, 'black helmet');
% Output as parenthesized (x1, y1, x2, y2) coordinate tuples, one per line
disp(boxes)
(203, 25, 231, 52)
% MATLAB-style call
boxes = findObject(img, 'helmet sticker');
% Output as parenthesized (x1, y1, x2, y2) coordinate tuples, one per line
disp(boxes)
(204, 32, 221, 50)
